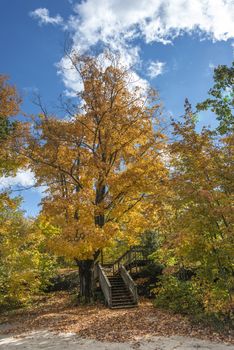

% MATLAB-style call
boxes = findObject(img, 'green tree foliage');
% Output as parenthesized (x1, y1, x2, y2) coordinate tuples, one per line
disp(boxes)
(0, 77, 56, 309)
(196, 62, 234, 134)
(155, 109, 233, 320)
(155, 276, 203, 315)
(139, 230, 160, 259)
(0, 76, 20, 138)
(0, 196, 57, 308)
(0, 75, 22, 176)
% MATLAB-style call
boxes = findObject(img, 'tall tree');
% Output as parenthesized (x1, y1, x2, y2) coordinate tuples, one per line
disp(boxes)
(0, 195, 57, 307)
(19, 53, 167, 302)
(159, 110, 233, 314)
(196, 62, 234, 135)
(0, 75, 22, 176)
(0, 77, 55, 308)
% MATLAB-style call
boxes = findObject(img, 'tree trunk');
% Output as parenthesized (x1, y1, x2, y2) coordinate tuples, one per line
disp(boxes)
(75, 179, 105, 303)
(76, 259, 95, 303)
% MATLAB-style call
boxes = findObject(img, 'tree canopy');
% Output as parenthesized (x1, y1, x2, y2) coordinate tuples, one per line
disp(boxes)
(0, 59, 233, 317)
(197, 62, 234, 134)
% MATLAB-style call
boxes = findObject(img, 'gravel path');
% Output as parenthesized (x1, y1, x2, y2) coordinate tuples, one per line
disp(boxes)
(0, 331, 233, 350)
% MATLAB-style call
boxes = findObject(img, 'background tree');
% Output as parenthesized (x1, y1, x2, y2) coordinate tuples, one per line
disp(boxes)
(0, 75, 22, 176)
(19, 53, 167, 302)
(0, 76, 56, 309)
(155, 106, 233, 317)
(0, 197, 57, 308)
(196, 62, 234, 135)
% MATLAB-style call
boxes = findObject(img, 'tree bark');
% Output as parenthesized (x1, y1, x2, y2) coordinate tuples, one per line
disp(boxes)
(75, 179, 105, 303)
(76, 259, 95, 303)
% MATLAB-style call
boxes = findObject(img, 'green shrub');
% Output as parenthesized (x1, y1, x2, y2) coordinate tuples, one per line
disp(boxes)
(154, 275, 203, 315)
(154, 274, 233, 330)
(0, 200, 58, 310)
(134, 262, 164, 298)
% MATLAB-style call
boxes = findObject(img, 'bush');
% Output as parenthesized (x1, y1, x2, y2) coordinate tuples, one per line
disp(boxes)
(45, 269, 79, 292)
(154, 275, 203, 315)
(0, 200, 58, 310)
(154, 274, 234, 329)
(133, 262, 164, 297)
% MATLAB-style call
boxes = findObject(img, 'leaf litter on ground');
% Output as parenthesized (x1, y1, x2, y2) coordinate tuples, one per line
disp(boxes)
(0, 291, 233, 344)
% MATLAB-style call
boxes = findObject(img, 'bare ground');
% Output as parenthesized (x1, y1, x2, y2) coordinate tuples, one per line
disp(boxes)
(0, 292, 233, 349)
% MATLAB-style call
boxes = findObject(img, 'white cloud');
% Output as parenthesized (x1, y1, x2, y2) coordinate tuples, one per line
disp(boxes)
(0, 169, 47, 195)
(30, 8, 63, 26)
(231, 42, 234, 56)
(147, 61, 166, 79)
(62, 0, 234, 93)
(30, 1, 234, 93)
(0, 169, 35, 190)
(57, 55, 83, 94)
(66, 0, 234, 48)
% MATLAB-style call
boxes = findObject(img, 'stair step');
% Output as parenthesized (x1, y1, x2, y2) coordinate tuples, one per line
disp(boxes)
(112, 296, 132, 299)
(112, 291, 131, 295)
(97, 253, 141, 309)
(112, 298, 134, 302)
(112, 290, 132, 295)
(109, 281, 123, 283)
(111, 284, 126, 287)
(112, 302, 136, 307)
(112, 297, 133, 300)
(112, 298, 135, 303)
(111, 304, 137, 309)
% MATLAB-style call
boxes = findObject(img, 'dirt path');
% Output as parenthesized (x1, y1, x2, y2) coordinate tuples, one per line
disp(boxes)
(0, 331, 234, 350)
(0, 292, 233, 348)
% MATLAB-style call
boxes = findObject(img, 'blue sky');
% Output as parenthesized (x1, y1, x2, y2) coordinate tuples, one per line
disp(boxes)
(0, 0, 233, 216)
